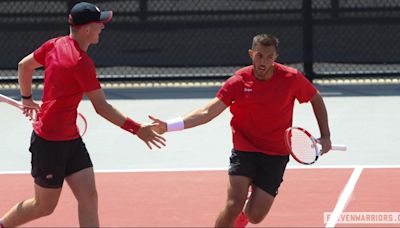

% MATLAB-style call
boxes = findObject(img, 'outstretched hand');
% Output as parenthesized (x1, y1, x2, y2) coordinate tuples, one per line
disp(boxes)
(21, 99, 40, 121)
(148, 115, 167, 134)
(136, 122, 166, 149)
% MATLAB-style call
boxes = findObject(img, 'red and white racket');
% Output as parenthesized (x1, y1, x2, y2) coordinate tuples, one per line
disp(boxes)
(77, 112, 87, 137)
(284, 126, 347, 165)
(0, 93, 23, 109)
(0, 94, 88, 137)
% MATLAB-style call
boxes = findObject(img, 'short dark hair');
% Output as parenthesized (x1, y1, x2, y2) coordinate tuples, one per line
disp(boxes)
(251, 34, 279, 51)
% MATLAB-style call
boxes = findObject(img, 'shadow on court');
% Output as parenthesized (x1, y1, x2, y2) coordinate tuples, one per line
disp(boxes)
(104, 83, 400, 99)
(1, 83, 400, 100)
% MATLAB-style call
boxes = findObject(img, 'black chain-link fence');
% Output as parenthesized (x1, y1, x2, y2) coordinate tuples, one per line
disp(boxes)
(0, 0, 399, 82)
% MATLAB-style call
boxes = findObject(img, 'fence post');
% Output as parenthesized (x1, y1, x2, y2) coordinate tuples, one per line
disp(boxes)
(302, 0, 314, 81)
(139, 0, 148, 22)
(331, 0, 339, 18)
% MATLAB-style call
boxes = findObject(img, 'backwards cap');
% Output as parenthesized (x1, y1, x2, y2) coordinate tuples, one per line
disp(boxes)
(69, 2, 112, 26)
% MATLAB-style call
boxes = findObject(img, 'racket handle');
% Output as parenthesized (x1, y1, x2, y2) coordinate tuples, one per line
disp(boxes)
(331, 144, 347, 151)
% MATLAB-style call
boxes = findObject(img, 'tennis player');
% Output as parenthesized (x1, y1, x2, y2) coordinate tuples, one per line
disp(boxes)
(149, 34, 332, 227)
(0, 2, 165, 227)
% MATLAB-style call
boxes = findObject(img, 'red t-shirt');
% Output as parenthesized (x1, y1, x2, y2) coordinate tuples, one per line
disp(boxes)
(217, 63, 317, 156)
(33, 35, 101, 141)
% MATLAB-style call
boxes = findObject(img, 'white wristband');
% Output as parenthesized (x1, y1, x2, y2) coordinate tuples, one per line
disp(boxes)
(166, 117, 184, 132)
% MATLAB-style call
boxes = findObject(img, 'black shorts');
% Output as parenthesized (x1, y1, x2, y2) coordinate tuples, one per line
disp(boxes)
(228, 149, 289, 197)
(29, 131, 93, 188)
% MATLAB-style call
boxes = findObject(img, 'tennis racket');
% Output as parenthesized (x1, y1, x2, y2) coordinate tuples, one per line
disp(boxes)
(284, 126, 347, 165)
(0, 93, 88, 137)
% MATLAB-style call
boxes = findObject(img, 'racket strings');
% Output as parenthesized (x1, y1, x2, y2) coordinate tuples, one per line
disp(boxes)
(288, 129, 318, 164)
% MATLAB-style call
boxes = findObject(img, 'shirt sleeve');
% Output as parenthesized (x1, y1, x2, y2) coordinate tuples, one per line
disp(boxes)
(33, 39, 55, 65)
(294, 72, 317, 103)
(216, 76, 238, 106)
(74, 57, 101, 93)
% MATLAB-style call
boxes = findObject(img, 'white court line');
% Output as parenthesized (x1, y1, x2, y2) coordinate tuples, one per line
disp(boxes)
(96, 167, 228, 173)
(94, 165, 400, 173)
(325, 167, 363, 228)
(1, 165, 399, 174)
(1, 165, 400, 174)
(286, 164, 400, 169)
(0, 167, 228, 175)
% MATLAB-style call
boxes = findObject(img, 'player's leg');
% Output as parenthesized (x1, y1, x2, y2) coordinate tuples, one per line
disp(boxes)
(65, 138, 98, 227)
(0, 132, 67, 227)
(215, 149, 257, 227)
(215, 175, 252, 227)
(66, 167, 99, 227)
(245, 154, 289, 224)
(244, 185, 275, 224)
(0, 184, 62, 227)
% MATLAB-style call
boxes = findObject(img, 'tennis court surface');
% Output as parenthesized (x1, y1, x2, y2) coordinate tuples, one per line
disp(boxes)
(1, 83, 399, 227)
(1, 167, 399, 227)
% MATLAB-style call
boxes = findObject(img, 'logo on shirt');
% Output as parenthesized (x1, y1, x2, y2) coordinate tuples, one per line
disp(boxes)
(243, 88, 253, 92)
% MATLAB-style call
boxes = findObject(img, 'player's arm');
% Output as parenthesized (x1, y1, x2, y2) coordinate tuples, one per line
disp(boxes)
(183, 97, 228, 128)
(18, 53, 42, 98)
(86, 89, 166, 149)
(18, 53, 42, 118)
(310, 92, 331, 154)
(149, 97, 228, 134)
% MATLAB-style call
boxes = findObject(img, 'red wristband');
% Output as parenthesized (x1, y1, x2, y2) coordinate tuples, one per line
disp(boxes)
(121, 117, 141, 134)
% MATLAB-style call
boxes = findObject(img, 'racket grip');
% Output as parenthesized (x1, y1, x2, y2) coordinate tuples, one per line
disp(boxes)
(331, 144, 347, 151)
